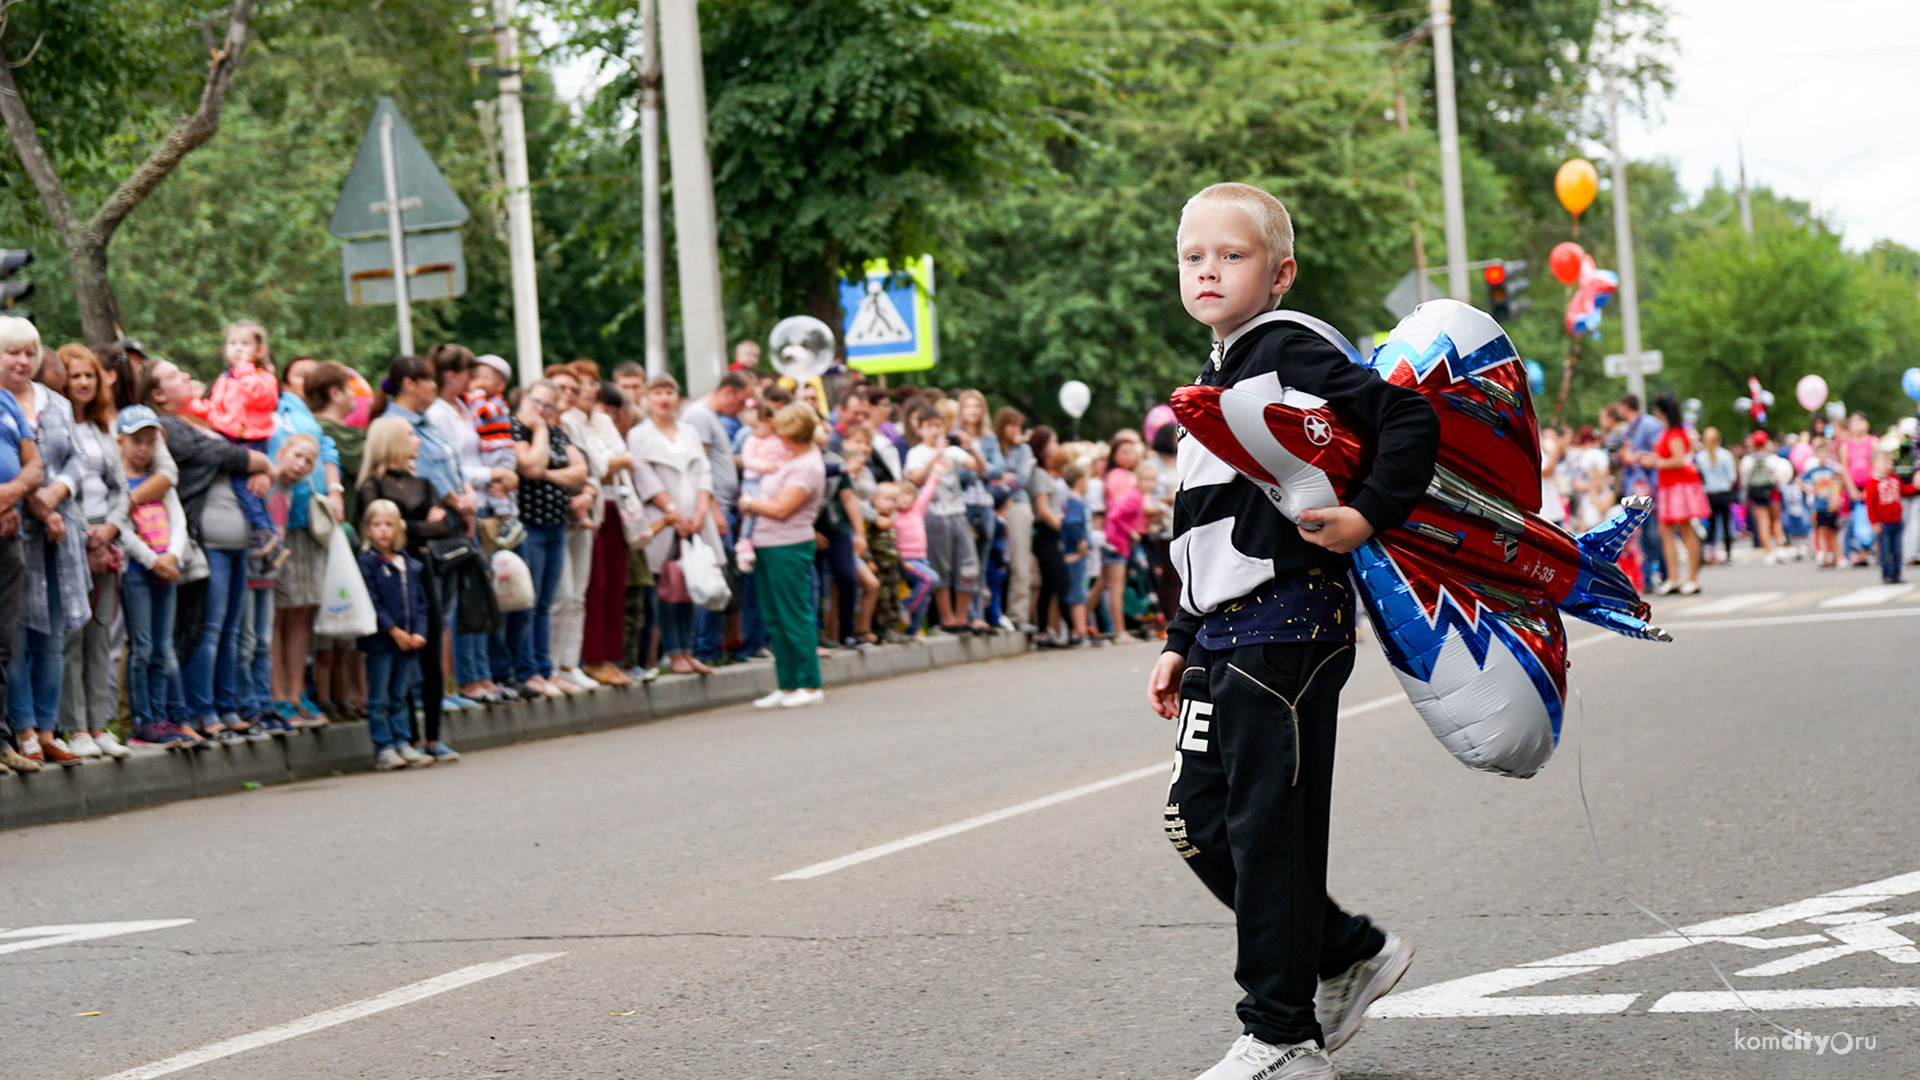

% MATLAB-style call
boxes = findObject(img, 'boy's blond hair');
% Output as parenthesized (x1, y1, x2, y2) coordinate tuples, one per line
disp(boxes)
(1178, 182, 1295, 268)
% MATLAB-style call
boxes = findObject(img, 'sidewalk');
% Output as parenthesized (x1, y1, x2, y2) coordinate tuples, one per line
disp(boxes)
(0, 633, 1028, 831)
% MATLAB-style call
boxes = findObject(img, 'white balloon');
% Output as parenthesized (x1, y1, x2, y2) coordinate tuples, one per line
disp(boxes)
(1734, 397, 1752, 413)
(768, 315, 838, 381)
(1058, 379, 1091, 419)
(1760, 389, 1776, 406)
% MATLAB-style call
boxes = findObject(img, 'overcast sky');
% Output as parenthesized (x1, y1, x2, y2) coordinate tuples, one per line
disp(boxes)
(544, 1, 1919, 250)
(1617, 0, 1920, 251)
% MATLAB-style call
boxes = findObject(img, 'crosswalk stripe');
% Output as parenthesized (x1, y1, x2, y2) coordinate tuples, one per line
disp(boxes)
(1673, 591, 1783, 616)
(1818, 584, 1915, 608)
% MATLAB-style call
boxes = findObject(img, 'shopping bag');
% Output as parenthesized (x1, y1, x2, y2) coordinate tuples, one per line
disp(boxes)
(1851, 502, 1874, 552)
(492, 549, 536, 613)
(681, 535, 732, 611)
(314, 527, 377, 637)
(612, 476, 653, 548)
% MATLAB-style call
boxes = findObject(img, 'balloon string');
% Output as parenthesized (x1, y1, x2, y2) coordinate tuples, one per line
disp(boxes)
(1567, 678, 1796, 1037)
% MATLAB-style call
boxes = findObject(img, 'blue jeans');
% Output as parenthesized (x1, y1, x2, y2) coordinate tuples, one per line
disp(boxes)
(236, 584, 274, 716)
(455, 631, 491, 686)
(122, 564, 182, 727)
(1879, 522, 1905, 583)
(508, 524, 566, 681)
(656, 596, 696, 658)
(7, 544, 66, 731)
(362, 650, 418, 750)
(904, 558, 939, 633)
(183, 548, 248, 721)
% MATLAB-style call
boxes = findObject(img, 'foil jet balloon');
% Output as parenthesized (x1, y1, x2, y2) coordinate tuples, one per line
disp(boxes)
(1171, 299, 1670, 778)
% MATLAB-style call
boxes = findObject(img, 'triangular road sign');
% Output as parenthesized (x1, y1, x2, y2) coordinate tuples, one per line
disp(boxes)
(328, 98, 470, 240)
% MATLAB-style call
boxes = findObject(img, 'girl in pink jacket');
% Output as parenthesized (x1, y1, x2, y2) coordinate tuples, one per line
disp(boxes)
(190, 320, 284, 565)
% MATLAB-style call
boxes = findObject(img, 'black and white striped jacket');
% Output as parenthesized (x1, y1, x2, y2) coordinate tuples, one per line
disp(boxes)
(1164, 310, 1439, 658)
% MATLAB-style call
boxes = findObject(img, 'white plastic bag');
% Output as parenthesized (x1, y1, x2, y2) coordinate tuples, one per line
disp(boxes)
(314, 527, 377, 637)
(680, 535, 732, 611)
(492, 549, 536, 613)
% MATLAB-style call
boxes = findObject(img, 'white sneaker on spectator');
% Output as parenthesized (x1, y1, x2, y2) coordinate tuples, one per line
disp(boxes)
(780, 689, 825, 708)
(397, 743, 435, 767)
(1316, 932, 1414, 1052)
(66, 732, 103, 758)
(93, 732, 132, 759)
(1195, 1035, 1334, 1080)
(753, 690, 788, 709)
(561, 667, 599, 691)
(374, 747, 407, 771)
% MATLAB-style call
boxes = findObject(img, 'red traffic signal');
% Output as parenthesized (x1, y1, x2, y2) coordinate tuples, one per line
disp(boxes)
(1482, 264, 1507, 287)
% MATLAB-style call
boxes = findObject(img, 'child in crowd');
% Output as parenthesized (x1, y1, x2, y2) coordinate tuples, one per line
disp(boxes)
(1863, 451, 1914, 584)
(866, 480, 907, 643)
(356, 500, 435, 771)
(890, 467, 944, 634)
(193, 319, 285, 566)
(1800, 440, 1846, 567)
(1060, 463, 1092, 645)
(735, 401, 793, 572)
(468, 353, 525, 549)
(242, 433, 319, 734)
(112, 406, 199, 749)
(905, 406, 982, 632)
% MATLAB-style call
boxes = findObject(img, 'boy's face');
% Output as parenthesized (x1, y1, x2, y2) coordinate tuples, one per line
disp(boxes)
(916, 417, 944, 446)
(279, 440, 318, 482)
(472, 367, 504, 397)
(119, 428, 157, 468)
(1177, 203, 1295, 338)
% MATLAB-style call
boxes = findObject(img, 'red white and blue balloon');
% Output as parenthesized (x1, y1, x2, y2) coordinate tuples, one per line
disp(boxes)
(1171, 299, 1670, 778)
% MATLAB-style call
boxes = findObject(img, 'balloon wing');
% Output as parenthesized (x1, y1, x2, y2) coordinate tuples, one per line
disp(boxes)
(1169, 299, 1668, 778)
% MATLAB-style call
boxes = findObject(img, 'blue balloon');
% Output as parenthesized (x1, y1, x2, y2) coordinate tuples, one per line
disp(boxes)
(1524, 359, 1546, 396)
(1902, 367, 1920, 402)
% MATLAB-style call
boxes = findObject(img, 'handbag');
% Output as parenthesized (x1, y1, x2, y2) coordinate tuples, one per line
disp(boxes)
(308, 492, 336, 545)
(656, 536, 691, 604)
(613, 475, 652, 548)
(455, 555, 501, 634)
(426, 534, 479, 573)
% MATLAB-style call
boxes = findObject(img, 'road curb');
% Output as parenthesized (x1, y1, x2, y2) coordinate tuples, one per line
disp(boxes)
(0, 633, 1030, 831)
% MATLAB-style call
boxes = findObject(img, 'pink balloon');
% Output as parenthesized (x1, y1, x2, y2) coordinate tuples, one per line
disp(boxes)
(1795, 374, 1829, 412)
(1788, 442, 1812, 474)
(1144, 404, 1176, 442)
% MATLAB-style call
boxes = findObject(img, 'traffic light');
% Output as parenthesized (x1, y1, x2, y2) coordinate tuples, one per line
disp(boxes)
(1483, 259, 1529, 322)
(0, 249, 31, 315)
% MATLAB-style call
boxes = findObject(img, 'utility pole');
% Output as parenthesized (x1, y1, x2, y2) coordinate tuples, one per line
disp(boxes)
(636, 0, 668, 380)
(493, 0, 543, 387)
(1736, 147, 1754, 238)
(377, 111, 414, 357)
(1430, 0, 1469, 301)
(1608, 84, 1645, 402)
(659, 0, 728, 399)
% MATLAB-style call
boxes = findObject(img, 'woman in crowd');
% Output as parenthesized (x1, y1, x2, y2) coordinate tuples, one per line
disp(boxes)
(57, 344, 132, 757)
(1651, 394, 1706, 594)
(420, 344, 481, 711)
(148, 358, 274, 743)
(1696, 427, 1738, 566)
(741, 403, 826, 708)
(355, 416, 460, 759)
(1098, 434, 1146, 642)
(550, 362, 625, 690)
(262, 356, 341, 724)
(1025, 427, 1070, 646)
(0, 328, 88, 764)
(511, 379, 589, 696)
(994, 407, 1034, 631)
(371, 355, 469, 754)
(953, 389, 1001, 632)
(575, 375, 639, 687)
(303, 361, 367, 718)
(629, 373, 720, 676)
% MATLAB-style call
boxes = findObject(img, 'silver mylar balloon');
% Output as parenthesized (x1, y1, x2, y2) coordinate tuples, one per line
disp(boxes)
(768, 315, 838, 382)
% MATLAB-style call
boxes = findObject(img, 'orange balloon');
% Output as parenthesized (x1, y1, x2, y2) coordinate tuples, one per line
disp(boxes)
(1555, 159, 1598, 217)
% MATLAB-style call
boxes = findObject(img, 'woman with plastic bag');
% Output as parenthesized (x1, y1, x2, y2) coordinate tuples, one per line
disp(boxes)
(739, 404, 827, 708)
(627, 373, 721, 676)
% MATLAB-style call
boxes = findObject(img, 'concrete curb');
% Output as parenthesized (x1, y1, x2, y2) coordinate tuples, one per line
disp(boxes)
(0, 634, 1029, 832)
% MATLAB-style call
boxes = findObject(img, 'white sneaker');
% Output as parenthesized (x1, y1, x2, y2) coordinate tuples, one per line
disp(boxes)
(752, 690, 788, 709)
(1316, 932, 1415, 1053)
(374, 747, 407, 771)
(561, 667, 599, 690)
(93, 732, 132, 759)
(397, 743, 435, 767)
(66, 732, 103, 758)
(1196, 1035, 1334, 1080)
(779, 689, 825, 708)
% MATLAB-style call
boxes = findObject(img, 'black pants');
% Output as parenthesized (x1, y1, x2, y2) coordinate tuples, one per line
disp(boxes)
(822, 531, 859, 643)
(1704, 491, 1736, 558)
(414, 558, 448, 745)
(0, 534, 20, 740)
(1166, 639, 1384, 1047)
(1032, 522, 1068, 635)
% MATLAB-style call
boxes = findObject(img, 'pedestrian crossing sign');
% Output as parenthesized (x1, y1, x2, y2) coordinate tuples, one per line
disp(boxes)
(840, 256, 936, 374)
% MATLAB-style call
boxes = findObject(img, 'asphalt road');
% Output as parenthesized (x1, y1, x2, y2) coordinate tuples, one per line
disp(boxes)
(6, 554, 1916, 1080)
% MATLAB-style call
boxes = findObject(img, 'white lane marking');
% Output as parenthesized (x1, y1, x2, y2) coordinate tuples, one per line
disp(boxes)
(0, 921, 194, 956)
(1819, 583, 1915, 608)
(96, 952, 565, 1080)
(1649, 988, 1920, 1012)
(1673, 606, 1920, 631)
(1373, 870, 1920, 1018)
(776, 689, 1417, 881)
(1673, 591, 1783, 616)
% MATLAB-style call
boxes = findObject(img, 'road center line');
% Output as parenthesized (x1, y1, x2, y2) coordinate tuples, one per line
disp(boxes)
(96, 952, 565, 1080)
(1668, 606, 1920, 631)
(775, 690, 1415, 881)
